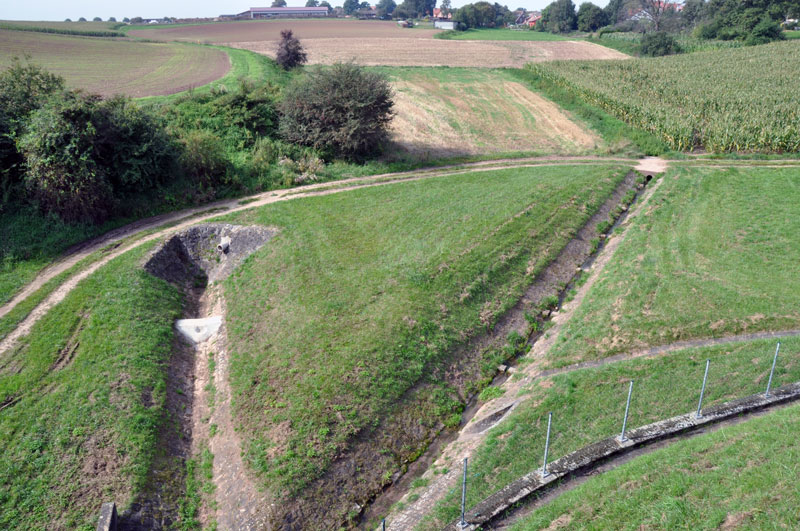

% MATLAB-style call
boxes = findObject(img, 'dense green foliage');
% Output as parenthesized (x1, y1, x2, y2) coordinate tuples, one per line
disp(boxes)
(428, 335, 800, 526)
(640, 31, 681, 56)
(0, 244, 184, 529)
(20, 92, 179, 223)
(694, 0, 796, 44)
(453, 2, 515, 29)
(528, 41, 800, 152)
(278, 63, 394, 159)
(577, 2, 608, 31)
(538, 0, 578, 33)
(548, 165, 800, 366)
(219, 164, 626, 500)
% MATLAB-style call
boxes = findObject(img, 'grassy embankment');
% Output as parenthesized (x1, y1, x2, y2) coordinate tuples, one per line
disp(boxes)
(0, 244, 184, 529)
(547, 165, 800, 368)
(436, 28, 571, 41)
(513, 400, 800, 529)
(217, 164, 629, 507)
(424, 165, 800, 525)
(527, 41, 800, 152)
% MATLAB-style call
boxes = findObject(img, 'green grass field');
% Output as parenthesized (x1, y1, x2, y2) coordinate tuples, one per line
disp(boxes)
(426, 335, 800, 527)
(0, 29, 230, 97)
(546, 166, 800, 367)
(512, 400, 800, 529)
(528, 41, 800, 152)
(436, 28, 571, 41)
(216, 164, 629, 504)
(0, 244, 183, 529)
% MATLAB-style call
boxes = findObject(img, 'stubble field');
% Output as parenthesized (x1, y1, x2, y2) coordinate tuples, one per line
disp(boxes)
(0, 29, 230, 97)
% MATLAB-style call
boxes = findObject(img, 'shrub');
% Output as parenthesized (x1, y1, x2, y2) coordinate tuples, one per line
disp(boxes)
(0, 58, 65, 123)
(746, 16, 784, 45)
(275, 29, 307, 70)
(178, 129, 229, 187)
(20, 91, 179, 223)
(640, 31, 681, 56)
(278, 63, 394, 160)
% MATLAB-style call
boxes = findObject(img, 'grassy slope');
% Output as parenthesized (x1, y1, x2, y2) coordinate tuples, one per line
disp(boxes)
(218, 164, 629, 496)
(436, 28, 571, 41)
(513, 400, 800, 529)
(0, 243, 183, 529)
(426, 335, 800, 527)
(548, 166, 800, 368)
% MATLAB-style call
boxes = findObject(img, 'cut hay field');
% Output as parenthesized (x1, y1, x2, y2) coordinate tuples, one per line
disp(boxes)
(231, 38, 626, 67)
(546, 165, 800, 367)
(382, 68, 599, 156)
(0, 29, 230, 97)
(529, 40, 800, 152)
(216, 163, 630, 525)
(128, 19, 439, 42)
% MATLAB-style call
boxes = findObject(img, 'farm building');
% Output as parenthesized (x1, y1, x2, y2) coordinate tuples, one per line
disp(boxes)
(248, 6, 329, 18)
(434, 20, 455, 29)
(432, 8, 452, 19)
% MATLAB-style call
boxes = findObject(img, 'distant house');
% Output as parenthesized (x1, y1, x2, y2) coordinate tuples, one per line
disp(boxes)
(247, 6, 330, 18)
(432, 8, 452, 19)
(356, 6, 378, 19)
(525, 13, 542, 28)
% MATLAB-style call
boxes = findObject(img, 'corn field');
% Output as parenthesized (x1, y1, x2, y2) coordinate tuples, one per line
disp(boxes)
(528, 40, 800, 152)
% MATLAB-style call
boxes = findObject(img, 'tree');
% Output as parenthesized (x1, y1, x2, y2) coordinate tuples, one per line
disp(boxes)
(377, 0, 397, 18)
(78, 17, 87, 21)
(603, 0, 626, 24)
(272, 0, 288, 6)
(279, 63, 394, 159)
(320, 0, 332, 8)
(276, 30, 307, 69)
(343, 0, 360, 14)
(577, 2, 608, 31)
(637, 0, 670, 31)
(108, 16, 117, 22)
(306, 0, 319, 6)
(131, 17, 143, 23)
(440, 0, 452, 17)
(540, 0, 577, 32)
(453, 1, 512, 28)
(93, 16, 102, 21)
(123, 17, 130, 22)
(640, 31, 680, 55)
(64, 18, 72, 22)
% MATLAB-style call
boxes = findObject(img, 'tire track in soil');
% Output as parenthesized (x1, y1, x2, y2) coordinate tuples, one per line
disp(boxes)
(0, 156, 639, 358)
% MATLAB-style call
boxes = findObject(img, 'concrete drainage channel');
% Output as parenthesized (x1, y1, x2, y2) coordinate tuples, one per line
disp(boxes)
(99, 223, 275, 530)
(444, 382, 800, 530)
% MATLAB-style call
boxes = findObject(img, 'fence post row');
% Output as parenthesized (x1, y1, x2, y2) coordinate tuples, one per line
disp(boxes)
(766, 342, 781, 397)
(619, 380, 634, 442)
(696, 359, 710, 418)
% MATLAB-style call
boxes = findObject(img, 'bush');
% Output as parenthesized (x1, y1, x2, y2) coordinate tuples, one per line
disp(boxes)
(178, 129, 229, 187)
(746, 16, 784, 45)
(278, 63, 393, 160)
(275, 29, 307, 70)
(20, 91, 179, 223)
(640, 31, 681, 56)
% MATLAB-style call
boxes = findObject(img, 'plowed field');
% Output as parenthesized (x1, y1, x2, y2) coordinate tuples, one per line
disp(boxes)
(229, 38, 627, 67)
(0, 29, 230, 97)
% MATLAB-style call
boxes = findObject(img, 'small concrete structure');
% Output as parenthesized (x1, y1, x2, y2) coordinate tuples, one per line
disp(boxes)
(176, 316, 223, 344)
(96, 502, 117, 531)
(434, 20, 455, 30)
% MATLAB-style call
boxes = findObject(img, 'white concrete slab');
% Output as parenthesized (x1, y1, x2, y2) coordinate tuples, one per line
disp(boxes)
(176, 316, 222, 344)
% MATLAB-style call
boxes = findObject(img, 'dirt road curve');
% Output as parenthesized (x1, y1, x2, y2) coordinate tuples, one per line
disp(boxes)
(0, 156, 642, 357)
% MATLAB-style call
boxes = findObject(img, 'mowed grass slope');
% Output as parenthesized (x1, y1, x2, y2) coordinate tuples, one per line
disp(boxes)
(513, 400, 800, 529)
(528, 40, 800, 152)
(381, 67, 599, 157)
(0, 244, 183, 529)
(218, 164, 629, 497)
(548, 166, 800, 367)
(426, 336, 800, 527)
(0, 29, 230, 97)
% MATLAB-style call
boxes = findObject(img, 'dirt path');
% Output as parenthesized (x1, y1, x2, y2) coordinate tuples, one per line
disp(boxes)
(0, 156, 641, 358)
(381, 171, 667, 530)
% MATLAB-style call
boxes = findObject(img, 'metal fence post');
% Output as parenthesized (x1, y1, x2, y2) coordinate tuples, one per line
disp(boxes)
(619, 380, 634, 442)
(382, 518, 386, 531)
(696, 359, 710, 418)
(766, 342, 781, 397)
(458, 457, 468, 528)
(540, 412, 553, 478)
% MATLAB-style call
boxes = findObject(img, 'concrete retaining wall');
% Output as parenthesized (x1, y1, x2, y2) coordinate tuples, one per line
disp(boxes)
(446, 381, 800, 530)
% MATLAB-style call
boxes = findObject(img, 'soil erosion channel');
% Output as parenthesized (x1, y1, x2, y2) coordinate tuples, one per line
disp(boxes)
(122, 223, 276, 528)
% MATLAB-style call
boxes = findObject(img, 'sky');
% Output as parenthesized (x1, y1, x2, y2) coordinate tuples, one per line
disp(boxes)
(1, 0, 610, 22)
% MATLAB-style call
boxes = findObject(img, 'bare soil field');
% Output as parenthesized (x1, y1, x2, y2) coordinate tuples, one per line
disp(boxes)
(0, 29, 230, 97)
(229, 38, 628, 67)
(129, 19, 439, 42)
(386, 69, 598, 156)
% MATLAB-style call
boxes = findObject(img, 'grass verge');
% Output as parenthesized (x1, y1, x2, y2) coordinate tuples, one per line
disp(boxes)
(547, 165, 800, 367)
(218, 164, 629, 506)
(512, 400, 800, 529)
(425, 335, 800, 528)
(0, 242, 183, 529)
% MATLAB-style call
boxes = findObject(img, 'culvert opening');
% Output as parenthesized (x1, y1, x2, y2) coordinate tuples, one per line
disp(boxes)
(468, 402, 517, 434)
